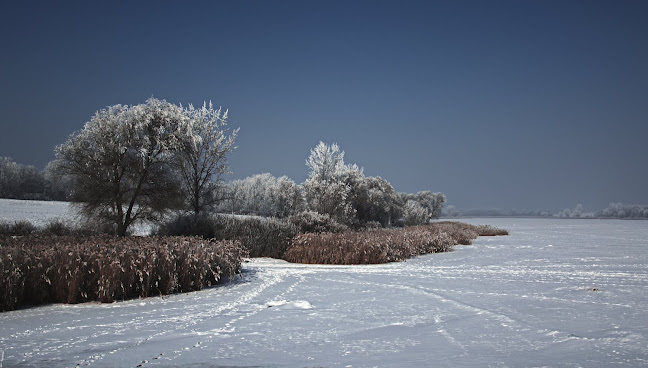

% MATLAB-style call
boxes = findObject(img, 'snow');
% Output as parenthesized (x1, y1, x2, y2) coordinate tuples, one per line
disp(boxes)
(0, 199, 75, 227)
(0, 199, 152, 235)
(1, 216, 648, 367)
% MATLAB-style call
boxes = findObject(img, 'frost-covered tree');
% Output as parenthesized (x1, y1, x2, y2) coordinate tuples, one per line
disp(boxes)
(274, 175, 304, 218)
(223, 173, 303, 217)
(597, 203, 648, 219)
(403, 200, 428, 226)
(175, 102, 238, 214)
(56, 98, 186, 236)
(0, 157, 18, 198)
(303, 142, 354, 224)
(302, 142, 445, 228)
(0, 157, 46, 199)
(228, 173, 275, 216)
(557, 203, 583, 218)
(43, 160, 74, 201)
(306, 141, 346, 182)
(342, 169, 403, 227)
(400, 191, 446, 223)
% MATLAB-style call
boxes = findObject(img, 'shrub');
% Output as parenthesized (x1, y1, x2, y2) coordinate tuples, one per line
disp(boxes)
(0, 220, 37, 236)
(157, 214, 298, 258)
(288, 211, 349, 234)
(0, 235, 246, 311)
(211, 216, 297, 258)
(40, 219, 75, 236)
(157, 213, 218, 239)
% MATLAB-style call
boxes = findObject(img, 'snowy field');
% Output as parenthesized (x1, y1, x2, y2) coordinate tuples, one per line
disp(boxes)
(0, 199, 151, 235)
(0, 199, 76, 228)
(1, 212, 648, 367)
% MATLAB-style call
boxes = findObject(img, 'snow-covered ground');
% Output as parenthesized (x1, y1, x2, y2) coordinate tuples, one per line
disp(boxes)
(0, 199, 76, 228)
(1, 216, 648, 367)
(0, 199, 152, 235)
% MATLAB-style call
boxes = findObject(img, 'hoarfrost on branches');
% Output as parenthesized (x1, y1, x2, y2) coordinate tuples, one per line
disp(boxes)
(55, 98, 237, 236)
(175, 101, 238, 214)
(222, 173, 303, 218)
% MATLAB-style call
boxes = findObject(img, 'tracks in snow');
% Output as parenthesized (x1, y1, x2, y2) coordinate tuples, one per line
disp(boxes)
(73, 264, 308, 367)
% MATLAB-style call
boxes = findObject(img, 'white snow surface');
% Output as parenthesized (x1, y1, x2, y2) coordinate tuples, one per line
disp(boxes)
(0, 199, 152, 235)
(1, 217, 648, 367)
(0, 199, 75, 228)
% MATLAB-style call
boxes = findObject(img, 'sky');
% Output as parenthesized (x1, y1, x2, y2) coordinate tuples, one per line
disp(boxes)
(1, 0, 646, 211)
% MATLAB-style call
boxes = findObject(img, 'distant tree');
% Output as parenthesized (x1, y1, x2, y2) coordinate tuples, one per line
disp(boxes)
(597, 203, 648, 219)
(224, 173, 304, 217)
(303, 142, 354, 224)
(400, 191, 446, 222)
(0, 157, 20, 198)
(175, 102, 238, 214)
(342, 169, 403, 227)
(274, 175, 305, 218)
(43, 160, 74, 201)
(403, 200, 428, 226)
(56, 98, 186, 236)
(306, 141, 346, 182)
(557, 203, 584, 218)
(0, 157, 46, 199)
(16, 164, 46, 199)
(302, 142, 445, 228)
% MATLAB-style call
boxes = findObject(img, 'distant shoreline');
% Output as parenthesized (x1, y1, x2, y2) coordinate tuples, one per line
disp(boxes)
(441, 215, 648, 220)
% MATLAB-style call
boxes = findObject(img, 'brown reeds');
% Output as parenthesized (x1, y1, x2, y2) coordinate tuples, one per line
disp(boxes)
(0, 235, 246, 311)
(282, 222, 508, 265)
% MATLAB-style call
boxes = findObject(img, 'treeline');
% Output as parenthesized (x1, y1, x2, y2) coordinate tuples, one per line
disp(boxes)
(596, 203, 648, 219)
(443, 206, 554, 218)
(0, 157, 72, 201)
(214, 167, 445, 229)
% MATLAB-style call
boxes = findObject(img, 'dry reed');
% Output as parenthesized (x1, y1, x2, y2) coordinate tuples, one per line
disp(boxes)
(0, 235, 246, 311)
(283, 221, 508, 265)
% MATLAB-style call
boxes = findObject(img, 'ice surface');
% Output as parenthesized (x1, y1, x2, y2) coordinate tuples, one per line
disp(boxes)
(1, 218, 647, 367)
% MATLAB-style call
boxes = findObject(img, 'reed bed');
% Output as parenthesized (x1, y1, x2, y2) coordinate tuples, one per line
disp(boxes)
(0, 235, 246, 311)
(283, 222, 508, 265)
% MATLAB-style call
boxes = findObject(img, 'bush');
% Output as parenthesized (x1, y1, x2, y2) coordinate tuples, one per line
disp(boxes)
(210, 216, 297, 258)
(0, 235, 246, 311)
(288, 210, 349, 234)
(283, 221, 508, 265)
(156, 213, 219, 239)
(0, 220, 37, 236)
(157, 214, 298, 259)
(0, 219, 114, 237)
(40, 219, 75, 236)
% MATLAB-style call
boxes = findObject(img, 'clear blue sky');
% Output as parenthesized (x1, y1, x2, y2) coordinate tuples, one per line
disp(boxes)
(1, 0, 646, 211)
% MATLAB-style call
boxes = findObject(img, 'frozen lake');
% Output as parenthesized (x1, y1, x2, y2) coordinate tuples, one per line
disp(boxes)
(1, 217, 647, 367)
